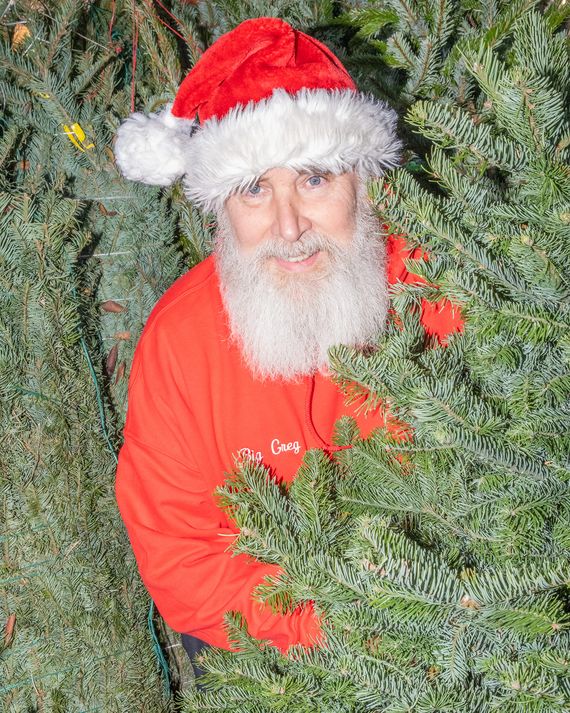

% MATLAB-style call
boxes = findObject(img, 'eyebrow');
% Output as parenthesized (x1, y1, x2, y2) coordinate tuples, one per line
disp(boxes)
(299, 167, 333, 176)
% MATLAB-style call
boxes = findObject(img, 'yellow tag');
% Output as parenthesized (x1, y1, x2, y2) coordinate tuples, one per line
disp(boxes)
(63, 123, 95, 152)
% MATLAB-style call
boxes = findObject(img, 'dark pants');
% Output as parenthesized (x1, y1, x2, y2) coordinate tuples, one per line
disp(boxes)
(181, 633, 211, 684)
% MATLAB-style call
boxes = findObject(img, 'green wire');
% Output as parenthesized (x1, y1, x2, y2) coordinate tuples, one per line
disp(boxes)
(78, 333, 118, 465)
(74, 288, 171, 694)
(148, 600, 172, 696)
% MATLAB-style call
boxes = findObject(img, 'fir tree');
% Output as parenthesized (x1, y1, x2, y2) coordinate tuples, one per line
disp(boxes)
(0, 0, 212, 707)
(0, 0, 340, 708)
(181, 3, 570, 711)
(3, 0, 568, 710)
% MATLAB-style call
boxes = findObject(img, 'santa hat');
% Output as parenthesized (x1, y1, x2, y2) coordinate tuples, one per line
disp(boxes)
(115, 17, 401, 212)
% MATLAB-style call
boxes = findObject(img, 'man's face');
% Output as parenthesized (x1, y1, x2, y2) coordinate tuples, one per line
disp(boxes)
(216, 168, 388, 381)
(225, 167, 359, 279)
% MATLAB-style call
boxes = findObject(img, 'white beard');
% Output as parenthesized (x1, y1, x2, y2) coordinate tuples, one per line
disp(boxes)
(215, 197, 389, 381)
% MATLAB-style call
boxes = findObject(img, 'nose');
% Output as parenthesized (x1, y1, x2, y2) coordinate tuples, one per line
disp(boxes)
(271, 191, 312, 242)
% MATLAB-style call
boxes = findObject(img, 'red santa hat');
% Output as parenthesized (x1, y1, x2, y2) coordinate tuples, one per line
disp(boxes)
(115, 17, 401, 212)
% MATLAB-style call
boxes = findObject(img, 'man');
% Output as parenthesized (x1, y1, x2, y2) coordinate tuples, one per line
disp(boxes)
(114, 17, 461, 674)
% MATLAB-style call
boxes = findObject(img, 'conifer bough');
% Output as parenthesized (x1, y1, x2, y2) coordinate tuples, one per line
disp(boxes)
(182, 5, 570, 712)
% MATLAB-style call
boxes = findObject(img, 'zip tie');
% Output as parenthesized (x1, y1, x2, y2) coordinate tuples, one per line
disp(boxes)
(73, 196, 137, 200)
(63, 123, 94, 152)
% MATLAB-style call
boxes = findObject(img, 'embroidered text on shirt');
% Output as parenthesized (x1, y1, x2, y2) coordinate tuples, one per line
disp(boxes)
(271, 438, 300, 455)
(237, 447, 263, 463)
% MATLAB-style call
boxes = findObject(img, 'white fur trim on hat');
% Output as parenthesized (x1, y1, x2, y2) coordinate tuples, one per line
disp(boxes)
(184, 89, 401, 211)
(114, 103, 195, 187)
(115, 90, 401, 210)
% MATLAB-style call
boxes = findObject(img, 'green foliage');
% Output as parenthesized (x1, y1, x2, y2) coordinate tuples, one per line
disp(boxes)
(194, 0, 334, 36)
(0, 0, 215, 708)
(0, 188, 172, 711)
(341, 0, 567, 162)
(182, 4, 570, 711)
(346, 0, 541, 105)
(1, 0, 345, 708)
(3, 0, 568, 709)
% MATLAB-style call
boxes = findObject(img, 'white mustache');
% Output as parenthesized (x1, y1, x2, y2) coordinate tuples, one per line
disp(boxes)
(253, 233, 338, 261)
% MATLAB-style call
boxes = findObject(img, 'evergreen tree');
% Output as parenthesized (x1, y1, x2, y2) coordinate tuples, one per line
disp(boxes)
(0, 0, 211, 708)
(2, 0, 568, 710)
(180, 3, 570, 711)
(0, 0, 339, 708)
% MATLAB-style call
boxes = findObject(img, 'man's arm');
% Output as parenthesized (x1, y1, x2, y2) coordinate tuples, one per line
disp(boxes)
(115, 324, 319, 652)
(386, 234, 464, 342)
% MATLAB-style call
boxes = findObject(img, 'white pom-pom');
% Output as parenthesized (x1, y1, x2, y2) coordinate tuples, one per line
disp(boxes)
(114, 104, 195, 187)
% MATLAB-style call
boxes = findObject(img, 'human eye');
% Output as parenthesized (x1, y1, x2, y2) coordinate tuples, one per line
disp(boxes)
(243, 182, 263, 199)
(305, 174, 327, 188)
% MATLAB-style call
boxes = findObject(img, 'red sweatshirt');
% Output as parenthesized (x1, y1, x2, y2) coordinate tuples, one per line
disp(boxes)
(115, 236, 462, 651)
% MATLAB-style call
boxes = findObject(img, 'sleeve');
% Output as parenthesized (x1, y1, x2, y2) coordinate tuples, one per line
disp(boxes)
(115, 323, 320, 653)
(386, 233, 464, 344)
